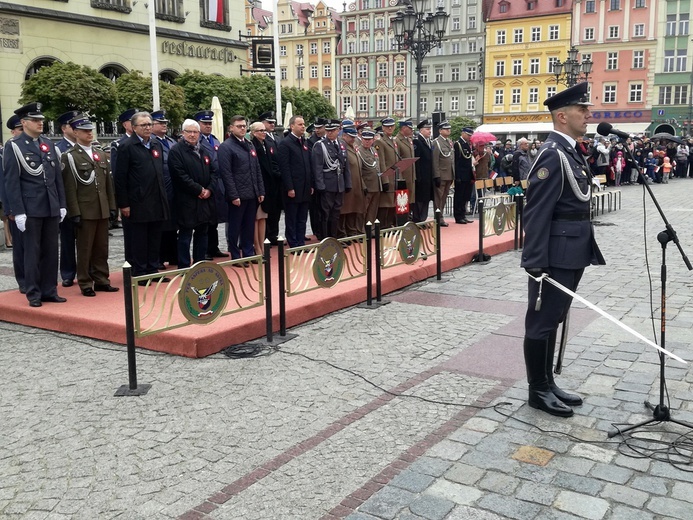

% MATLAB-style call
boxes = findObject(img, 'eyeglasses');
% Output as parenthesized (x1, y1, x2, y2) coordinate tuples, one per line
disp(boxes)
(234, 124, 247, 128)
(135, 123, 153, 128)
(254, 129, 267, 133)
(183, 130, 200, 134)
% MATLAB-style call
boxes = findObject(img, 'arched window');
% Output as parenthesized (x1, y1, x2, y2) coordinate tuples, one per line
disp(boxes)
(25, 57, 59, 81)
(99, 64, 129, 82)
(159, 69, 179, 84)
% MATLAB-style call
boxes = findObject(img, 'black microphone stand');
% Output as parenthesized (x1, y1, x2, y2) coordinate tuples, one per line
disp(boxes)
(607, 136, 693, 438)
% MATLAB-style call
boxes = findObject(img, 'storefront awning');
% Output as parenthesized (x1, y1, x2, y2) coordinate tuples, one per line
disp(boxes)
(474, 122, 554, 136)
(588, 122, 651, 136)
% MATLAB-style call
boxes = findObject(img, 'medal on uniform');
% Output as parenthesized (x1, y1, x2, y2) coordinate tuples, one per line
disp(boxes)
(93, 153, 100, 162)
(152, 149, 160, 158)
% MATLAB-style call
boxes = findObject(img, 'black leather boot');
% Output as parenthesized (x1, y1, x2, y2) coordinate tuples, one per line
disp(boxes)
(524, 337, 574, 417)
(546, 330, 583, 406)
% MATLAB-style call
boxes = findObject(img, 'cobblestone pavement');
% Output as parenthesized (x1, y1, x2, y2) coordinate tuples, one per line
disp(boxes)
(2, 180, 693, 519)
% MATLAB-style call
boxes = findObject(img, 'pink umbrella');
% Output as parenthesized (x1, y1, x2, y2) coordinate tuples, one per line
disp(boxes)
(470, 131, 497, 146)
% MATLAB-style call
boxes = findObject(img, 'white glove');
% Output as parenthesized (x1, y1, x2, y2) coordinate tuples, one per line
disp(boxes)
(15, 214, 27, 233)
(60, 208, 67, 222)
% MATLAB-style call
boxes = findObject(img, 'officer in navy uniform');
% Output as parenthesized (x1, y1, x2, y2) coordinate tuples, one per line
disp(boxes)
(412, 119, 434, 222)
(60, 114, 118, 296)
(521, 82, 606, 418)
(259, 111, 283, 145)
(194, 110, 228, 259)
(151, 110, 178, 267)
(55, 110, 81, 287)
(0, 115, 25, 292)
(453, 126, 475, 224)
(307, 118, 328, 240)
(312, 119, 351, 239)
(3, 102, 67, 307)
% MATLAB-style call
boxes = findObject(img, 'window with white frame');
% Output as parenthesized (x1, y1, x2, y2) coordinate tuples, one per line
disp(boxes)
(529, 58, 540, 75)
(395, 61, 405, 76)
(323, 90, 331, 99)
(546, 86, 556, 99)
(310, 42, 318, 54)
(378, 62, 387, 77)
(634, 0, 645, 6)
(434, 96, 443, 111)
(633, 50, 644, 69)
(324, 64, 331, 77)
(584, 27, 594, 40)
(514, 28, 523, 43)
(585, 0, 595, 13)
(603, 84, 616, 103)
(512, 59, 522, 75)
(511, 88, 521, 104)
(468, 40, 477, 53)
(666, 15, 676, 36)
(450, 95, 459, 111)
(633, 24, 645, 37)
(323, 42, 331, 54)
(375, 17, 384, 29)
(420, 97, 427, 114)
(358, 95, 368, 111)
(310, 65, 318, 78)
(436, 46, 444, 56)
(348, 42, 356, 54)
(677, 48, 687, 71)
(360, 18, 369, 30)
(467, 64, 477, 80)
(296, 44, 303, 56)
(664, 50, 675, 72)
(451, 66, 460, 81)
(358, 63, 367, 78)
(528, 87, 538, 104)
(496, 30, 506, 45)
(495, 60, 505, 76)
(342, 97, 352, 114)
(494, 89, 504, 105)
(674, 85, 688, 104)
(468, 16, 476, 29)
(452, 17, 460, 30)
(361, 41, 369, 53)
(281, 67, 287, 80)
(452, 42, 460, 54)
(395, 94, 405, 110)
(435, 67, 444, 82)
(608, 26, 619, 39)
(342, 64, 352, 78)
(681, 14, 689, 35)
(610, 0, 620, 9)
(376, 39, 384, 51)
(659, 86, 672, 105)
(549, 25, 559, 40)
(547, 57, 558, 74)
(531, 27, 540, 42)
(629, 83, 643, 103)
(297, 66, 304, 79)
(607, 52, 618, 70)
(280, 45, 287, 57)
(466, 94, 476, 111)
(421, 68, 428, 83)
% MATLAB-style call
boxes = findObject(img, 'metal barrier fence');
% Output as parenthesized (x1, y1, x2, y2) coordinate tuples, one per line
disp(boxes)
(473, 198, 522, 263)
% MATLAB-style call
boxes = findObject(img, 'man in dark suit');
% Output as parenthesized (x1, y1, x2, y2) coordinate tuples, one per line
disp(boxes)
(151, 110, 178, 267)
(109, 108, 137, 236)
(453, 126, 475, 224)
(521, 82, 606, 417)
(114, 111, 170, 281)
(55, 110, 80, 287)
(3, 102, 67, 307)
(312, 119, 351, 239)
(412, 119, 434, 222)
(0, 115, 26, 293)
(277, 115, 313, 247)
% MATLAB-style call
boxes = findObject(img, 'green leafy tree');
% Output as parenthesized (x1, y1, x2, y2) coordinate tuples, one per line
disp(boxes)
(281, 87, 336, 125)
(115, 70, 186, 128)
(175, 70, 253, 125)
(19, 61, 117, 122)
(450, 116, 480, 139)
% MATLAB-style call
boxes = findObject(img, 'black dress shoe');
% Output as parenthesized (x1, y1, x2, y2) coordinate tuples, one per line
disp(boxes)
(528, 390, 574, 417)
(205, 254, 213, 261)
(19, 286, 27, 294)
(212, 250, 230, 258)
(156, 263, 166, 270)
(440, 221, 449, 227)
(62, 280, 74, 287)
(41, 295, 67, 303)
(455, 220, 467, 224)
(550, 384, 583, 407)
(81, 288, 96, 297)
(29, 300, 42, 307)
(94, 284, 120, 292)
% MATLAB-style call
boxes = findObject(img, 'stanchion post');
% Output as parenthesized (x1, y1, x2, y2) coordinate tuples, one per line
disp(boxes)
(366, 221, 373, 306)
(434, 209, 442, 280)
(374, 219, 382, 302)
(478, 199, 485, 259)
(277, 237, 287, 336)
(115, 262, 151, 396)
(263, 239, 273, 343)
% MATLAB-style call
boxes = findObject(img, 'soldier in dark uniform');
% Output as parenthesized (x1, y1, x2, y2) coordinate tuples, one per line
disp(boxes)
(307, 118, 327, 241)
(3, 103, 67, 307)
(260, 111, 283, 146)
(453, 126, 475, 224)
(60, 114, 118, 296)
(432, 120, 455, 226)
(412, 119, 434, 222)
(375, 117, 397, 228)
(0, 115, 25, 291)
(194, 110, 228, 260)
(312, 119, 351, 239)
(55, 110, 81, 287)
(151, 110, 178, 267)
(114, 111, 170, 281)
(522, 82, 605, 417)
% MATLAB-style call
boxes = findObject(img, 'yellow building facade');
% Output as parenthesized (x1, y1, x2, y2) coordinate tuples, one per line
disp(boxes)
(0, 0, 246, 138)
(481, 4, 572, 137)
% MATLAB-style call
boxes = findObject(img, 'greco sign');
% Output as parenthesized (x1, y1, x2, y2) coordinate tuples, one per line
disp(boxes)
(312, 238, 346, 288)
(178, 261, 229, 324)
(398, 222, 422, 264)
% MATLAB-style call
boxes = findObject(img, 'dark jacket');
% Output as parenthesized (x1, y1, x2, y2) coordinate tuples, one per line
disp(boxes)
(168, 141, 217, 229)
(414, 134, 434, 203)
(114, 133, 169, 223)
(218, 136, 264, 202)
(252, 136, 282, 214)
(277, 133, 313, 203)
(454, 137, 474, 183)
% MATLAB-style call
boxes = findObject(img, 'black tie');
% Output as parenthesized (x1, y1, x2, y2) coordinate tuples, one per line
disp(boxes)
(333, 140, 340, 154)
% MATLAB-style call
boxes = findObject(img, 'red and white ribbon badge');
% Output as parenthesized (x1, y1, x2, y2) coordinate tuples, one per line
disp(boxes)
(40, 143, 50, 153)
(204, 156, 210, 165)
(93, 153, 100, 162)
(152, 149, 160, 158)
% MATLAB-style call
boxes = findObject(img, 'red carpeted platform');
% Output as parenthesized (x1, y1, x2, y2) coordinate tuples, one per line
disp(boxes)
(0, 223, 517, 357)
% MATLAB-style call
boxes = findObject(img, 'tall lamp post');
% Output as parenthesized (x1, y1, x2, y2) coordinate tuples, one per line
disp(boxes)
(391, 0, 449, 123)
(551, 46, 593, 87)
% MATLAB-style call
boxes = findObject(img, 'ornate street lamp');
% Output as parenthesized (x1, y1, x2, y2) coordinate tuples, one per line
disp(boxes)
(391, 0, 449, 122)
(551, 45, 593, 87)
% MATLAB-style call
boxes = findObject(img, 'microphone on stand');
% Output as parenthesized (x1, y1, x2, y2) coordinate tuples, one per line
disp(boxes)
(596, 122, 642, 141)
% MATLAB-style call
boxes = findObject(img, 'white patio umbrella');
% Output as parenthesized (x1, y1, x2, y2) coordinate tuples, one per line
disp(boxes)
(211, 96, 224, 140)
(344, 105, 355, 120)
(283, 101, 293, 127)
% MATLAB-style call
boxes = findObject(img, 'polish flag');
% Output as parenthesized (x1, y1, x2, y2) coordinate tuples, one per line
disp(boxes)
(209, 0, 224, 23)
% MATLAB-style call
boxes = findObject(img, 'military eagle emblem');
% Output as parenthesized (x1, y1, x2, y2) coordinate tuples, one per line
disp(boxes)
(321, 252, 339, 281)
(191, 281, 219, 312)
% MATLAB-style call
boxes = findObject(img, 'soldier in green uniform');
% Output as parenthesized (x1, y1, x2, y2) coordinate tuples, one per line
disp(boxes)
(375, 117, 398, 228)
(432, 120, 455, 226)
(60, 115, 118, 296)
